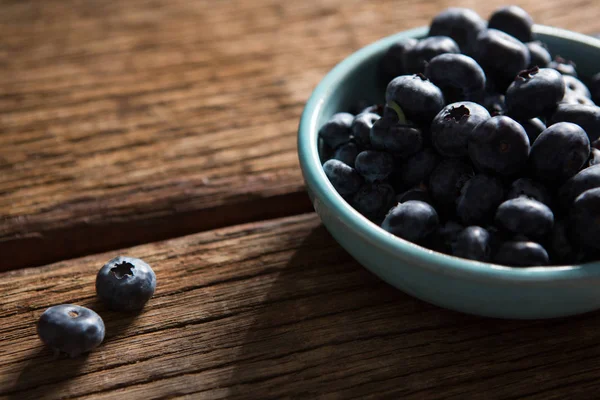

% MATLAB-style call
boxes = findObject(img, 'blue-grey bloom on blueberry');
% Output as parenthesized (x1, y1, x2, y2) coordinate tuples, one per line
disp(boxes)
(505, 67, 565, 120)
(352, 183, 396, 222)
(425, 53, 486, 102)
(549, 56, 577, 77)
(333, 142, 359, 167)
(518, 117, 546, 144)
(397, 186, 434, 205)
(591, 72, 600, 105)
(456, 174, 505, 226)
(323, 159, 363, 196)
(428, 8, 485, 56)
(494, 241, 549, 266)
(381, 200, 439, 243)
(318, 113, 354, 149)
(569, 187, 600, 250)
(495, 197, 554, 238)
(451, 226, 491, 261)
(549, 103, 600, 143)
(351, 112, 380, 147)
(385, 74, 445, 127)
(355, 150, 395, 182)
(526, 41, 551, 68)
(558, 164, 600, 209)
(38, 304, 105, 358)
(429, 158, 474, 213)
(468, 115, 530, 176)
(529, 122, 590, 185)
(380, 38, 418, 84)
(431, 102, 490, 158)
(588, 148, 600, 167)
(96, 256, 157, 312)
(507, 177, 552, 206)
(393, 147, 439, 191)
(563, 75, 591, 98)
(403, 36, 460, 75)
(488, 5, 534, 43)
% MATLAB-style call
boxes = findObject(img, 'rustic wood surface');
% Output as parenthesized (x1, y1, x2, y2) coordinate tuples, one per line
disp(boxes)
(1, 213, 600, 400)
(1, 0, 600, 270)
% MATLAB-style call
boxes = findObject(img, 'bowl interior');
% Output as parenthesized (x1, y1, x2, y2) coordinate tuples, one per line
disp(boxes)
(300, 25, 600, 281)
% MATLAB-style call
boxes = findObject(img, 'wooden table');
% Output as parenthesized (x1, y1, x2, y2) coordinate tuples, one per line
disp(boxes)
(1, 1, 600, 399)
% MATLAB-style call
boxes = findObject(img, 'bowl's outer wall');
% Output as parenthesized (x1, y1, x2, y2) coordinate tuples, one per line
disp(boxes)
(299, 26, 600, 319)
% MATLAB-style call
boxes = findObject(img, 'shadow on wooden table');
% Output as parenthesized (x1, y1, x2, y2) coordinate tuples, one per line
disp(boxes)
(227, 225, 600, 398)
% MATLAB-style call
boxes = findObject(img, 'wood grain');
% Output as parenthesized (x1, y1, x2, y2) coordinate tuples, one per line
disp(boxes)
(2, 213, 600, 399)
(2, 0, 600, 270)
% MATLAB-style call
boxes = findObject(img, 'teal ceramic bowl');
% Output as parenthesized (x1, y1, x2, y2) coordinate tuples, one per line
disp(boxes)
(298, 25, 600, 319)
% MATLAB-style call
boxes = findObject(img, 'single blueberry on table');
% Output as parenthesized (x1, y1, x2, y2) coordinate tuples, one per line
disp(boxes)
(352, 183, 396, 222)
(505, 67, 565, 120)
(424, 53, 486, 103)
(429, 158, 474, 213)
(558, 164, 600, 209)
(507, 177, 552, 207)
(474, 28, 530, 93)
(37, 304, 105, 358)
(468, 115, 530, 176)
(393, 147, 439, 191)
(569, 187, 600, 250)
(526, 41, 552, 68)
(428, 7, 486, 56)
(385, 74, 445, 127)
(494, 241, 549, 266)
(96, 256, 157, 311)
(495, 197, 554, 238)
(351, 112, 380, 147)
(318, 113, 354, 149)
(549, 56, 578, 77)
(397, 186, 434, 205)
(431, 102, 490, 158)
(451, 226, 491, 261)
(355, 150, 395, 182)
(528, 122, 590, 185)
(381, 200, 439, 243)
(403, 36, 460, 75)
(323, 159, 363, 196)
(488, 5, 534, 43)
(549, 103, 600, 143)
(333, 142, 359, 167)
(518, 117, 546, 144)
(456, 174, 505, 226)
(483, 92, 506, 116)
(380, 38, 418, 84)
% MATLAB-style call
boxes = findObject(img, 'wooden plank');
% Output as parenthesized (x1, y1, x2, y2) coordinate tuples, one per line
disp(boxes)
(1, 1, 599, 270)
(2, 213, 600, 399)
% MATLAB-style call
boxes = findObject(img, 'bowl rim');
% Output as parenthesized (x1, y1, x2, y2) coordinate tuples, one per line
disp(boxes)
(298, 24, 600, 283)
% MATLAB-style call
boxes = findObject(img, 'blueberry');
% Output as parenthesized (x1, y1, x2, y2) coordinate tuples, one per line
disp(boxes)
(562, 75, 591, 99)
(323, 159, 363, 196)
(561, 91, 596, 106)
(333, 142, 359, 167)
(37, 304, 105, 358)
(549, 219, 578, 264)
(456, 174, 505, 225)
(428, 8, 486, 56)
(351, 112, 380, 147)
(549, 56, 577, 77)
(429, 158, 474, 213)
(591, 72, 600, 105)
(370, 120, 423, 157)
(318, 113, 354, 149)
(96, 256, 157, 311)
(355, 150, 395, 182)
(526, 41, 552, 68)
(495, 197, 554, 238)
(380, 38, 418, 84)
(431, 102, 490, 158)
(451, 226, 491, 261)
(549, 103, 600, 142)
(588, 148, 600, 167)
(396, 186, 434, 205)
(424, 53, 486, 102)
(494, 241, 549, 266)
(474, 29, 530, 93)
(507, 177, 552, 206)
(488, 5, 534, 43)
(385, 74, 445, 127)
(505, 67, 565, 120)
(594, 139, 600, 150)
(428, 220, 464, 254)
(558, 164, 600, 209)
(352, 183, 396, 222)
(529, 122, 590, 185)
(403, 36, 460, 75)
(468, 115, 530, 176)
(360, 104, 385, 116)
(393, 147, 439, 190)
(381, 200, 439, 243)
(518, 117, 546, 144)
(569, 187, 600, 250)
(483, 92, 506, 116)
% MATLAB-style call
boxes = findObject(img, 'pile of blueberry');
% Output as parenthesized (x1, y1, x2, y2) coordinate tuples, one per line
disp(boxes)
(37, 256, 156, 358)
(320, 6, 600, 267)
